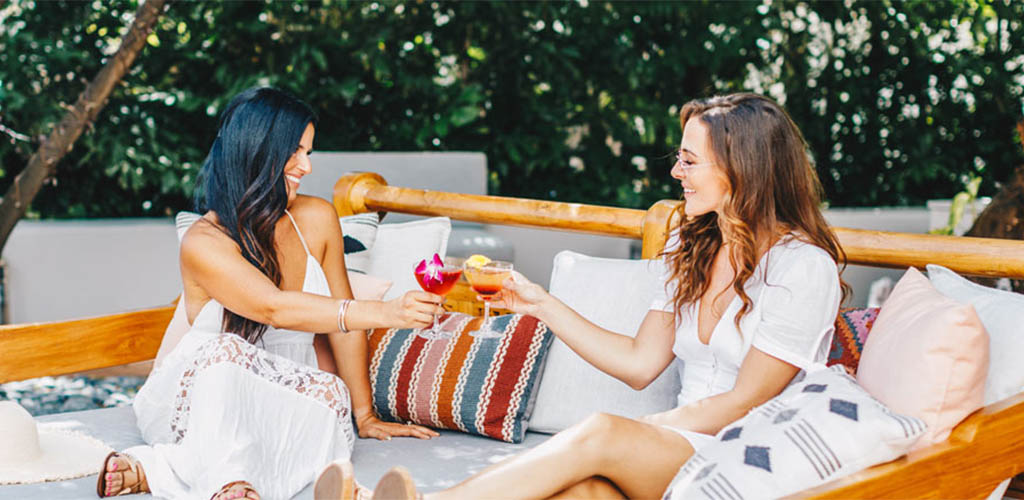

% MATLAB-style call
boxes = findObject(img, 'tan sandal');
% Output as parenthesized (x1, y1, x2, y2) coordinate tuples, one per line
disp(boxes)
(315, 459, 372, 500)
(96, 452, 148, 497)
(211, 480, 260, 500)
(371, 467, 421, 500)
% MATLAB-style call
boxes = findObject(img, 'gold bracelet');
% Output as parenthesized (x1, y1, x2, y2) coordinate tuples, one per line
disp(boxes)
(337, 299, 352, 333)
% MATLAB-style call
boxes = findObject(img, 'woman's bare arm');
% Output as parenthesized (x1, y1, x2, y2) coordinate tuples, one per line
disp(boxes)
(180, 211, 439, 334)
(492, 273, 677, 390)
(642, 347, 800, 435)
(303, 197, 438, 440)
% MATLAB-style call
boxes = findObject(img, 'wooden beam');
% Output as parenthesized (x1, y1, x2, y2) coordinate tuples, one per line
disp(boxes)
(335, 173, 645, 239)
(0, 305, 172, 383)
(835, 226, 1024, 278)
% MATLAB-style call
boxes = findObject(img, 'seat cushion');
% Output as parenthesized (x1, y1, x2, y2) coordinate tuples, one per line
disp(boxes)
(0, 406, 550, 499)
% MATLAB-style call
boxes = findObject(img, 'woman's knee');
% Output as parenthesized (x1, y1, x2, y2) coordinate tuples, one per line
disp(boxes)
(565, 413, 627, 450)
(551, 476, 625, 500)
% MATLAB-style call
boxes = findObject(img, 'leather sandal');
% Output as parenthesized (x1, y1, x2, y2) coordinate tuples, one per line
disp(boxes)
(96, 452, 148, 497)
(211, 480, 259, 500)
(371, 467, 421, 500)
(315, 459, 372, 500)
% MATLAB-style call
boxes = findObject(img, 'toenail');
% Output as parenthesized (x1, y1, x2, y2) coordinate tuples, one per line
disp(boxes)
(110, 461, 118, 471)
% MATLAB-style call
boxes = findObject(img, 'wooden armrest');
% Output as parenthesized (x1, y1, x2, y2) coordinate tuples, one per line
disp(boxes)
(791, 391, 1024, 499)
(0, 305, 173, 383)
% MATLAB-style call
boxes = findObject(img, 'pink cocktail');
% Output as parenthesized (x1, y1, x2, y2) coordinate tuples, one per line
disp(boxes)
(413, 255, 463, 338)
(415, 268, 462, 296)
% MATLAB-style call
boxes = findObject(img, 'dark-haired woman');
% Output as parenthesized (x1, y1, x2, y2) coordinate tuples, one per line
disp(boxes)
(96, 88, 441, 500)
(368, 93, 845, 500)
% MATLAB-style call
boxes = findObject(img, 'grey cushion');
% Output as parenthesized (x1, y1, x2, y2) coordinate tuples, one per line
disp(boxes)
(0, 406, 551, 499)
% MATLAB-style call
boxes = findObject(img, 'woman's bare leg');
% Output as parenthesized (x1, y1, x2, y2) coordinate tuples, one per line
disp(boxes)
(549, 477, 625, 500)
(426, 413, 695, 500)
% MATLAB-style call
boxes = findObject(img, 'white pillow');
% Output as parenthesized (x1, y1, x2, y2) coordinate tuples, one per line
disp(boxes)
(175, 211, 201, 240)
(926, 264, 1024, 405)
(527, 251, 681, 434)
(365, 217, 451, 301)
(664, 365, 926, 499)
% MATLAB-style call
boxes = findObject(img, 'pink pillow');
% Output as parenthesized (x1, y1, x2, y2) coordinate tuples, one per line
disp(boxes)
(856, 267, 988, 450)
(347, 272, 393, 301)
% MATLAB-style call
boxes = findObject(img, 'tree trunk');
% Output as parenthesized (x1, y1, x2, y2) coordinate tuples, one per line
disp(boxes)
(964, 120, 1024, 292)
(0, 0, 169, 252)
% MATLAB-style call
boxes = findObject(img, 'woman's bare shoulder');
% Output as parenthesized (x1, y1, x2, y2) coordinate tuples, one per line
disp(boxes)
(288, 195, 339, 229)
(180, 215, 237, 259)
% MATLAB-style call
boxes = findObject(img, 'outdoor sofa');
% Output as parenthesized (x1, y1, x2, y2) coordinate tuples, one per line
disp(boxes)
(2, 171, 1024, 499)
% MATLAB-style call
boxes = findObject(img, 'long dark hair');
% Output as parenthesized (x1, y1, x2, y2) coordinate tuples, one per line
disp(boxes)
(194, 87, 317, 344)
(664, 93, 848, 331)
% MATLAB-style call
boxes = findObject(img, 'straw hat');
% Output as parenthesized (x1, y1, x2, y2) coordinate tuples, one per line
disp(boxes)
(0, 401, 113, 485)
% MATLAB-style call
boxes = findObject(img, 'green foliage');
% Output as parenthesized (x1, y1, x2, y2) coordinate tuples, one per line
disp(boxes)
(0, 0, 1022, 218)
(929, 173, 982, 235)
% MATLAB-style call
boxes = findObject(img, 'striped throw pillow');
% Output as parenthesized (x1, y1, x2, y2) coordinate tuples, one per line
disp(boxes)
(367, 312, 553, 443)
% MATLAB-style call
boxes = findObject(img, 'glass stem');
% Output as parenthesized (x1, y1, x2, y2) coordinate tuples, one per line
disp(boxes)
(481, 300, 491, 330)
(432, 311, 439, 332)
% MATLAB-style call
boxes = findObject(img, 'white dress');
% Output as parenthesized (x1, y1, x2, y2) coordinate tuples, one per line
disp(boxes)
(129, 212, 355, 500)
(650, 235, 842, 450)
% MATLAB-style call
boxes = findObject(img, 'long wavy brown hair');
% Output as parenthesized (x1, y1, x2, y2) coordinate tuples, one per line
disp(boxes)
(663, 93, 848, 331)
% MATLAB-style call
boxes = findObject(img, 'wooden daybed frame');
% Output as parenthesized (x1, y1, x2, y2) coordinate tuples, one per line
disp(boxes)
(2, 171, 1024, 498)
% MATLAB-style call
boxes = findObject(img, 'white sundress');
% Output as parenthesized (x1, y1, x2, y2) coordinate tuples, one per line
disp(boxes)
(128, 211, 355, 500)
(651, 235, 842, 450)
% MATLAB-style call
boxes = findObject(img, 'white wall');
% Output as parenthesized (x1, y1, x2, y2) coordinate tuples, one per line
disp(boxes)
(2, 219, 180, 323)
(824, 207, 930, 306)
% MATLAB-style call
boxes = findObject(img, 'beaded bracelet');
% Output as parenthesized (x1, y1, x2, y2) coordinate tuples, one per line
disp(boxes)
(336, 299, 352, 334)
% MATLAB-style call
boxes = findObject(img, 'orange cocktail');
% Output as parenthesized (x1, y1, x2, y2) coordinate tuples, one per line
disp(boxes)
(463, 257, 513, 338)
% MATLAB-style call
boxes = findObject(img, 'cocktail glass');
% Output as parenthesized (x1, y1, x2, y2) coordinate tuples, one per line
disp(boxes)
(413, 255, 463, 339)
(463, 259, 513, 338)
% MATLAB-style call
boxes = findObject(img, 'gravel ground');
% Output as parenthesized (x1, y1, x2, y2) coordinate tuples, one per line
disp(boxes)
(0, 376, 144, 416)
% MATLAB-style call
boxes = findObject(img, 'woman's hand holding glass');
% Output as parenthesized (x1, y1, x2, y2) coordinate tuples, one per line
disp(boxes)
(385, 290, 444, 330)
(489, 271, 552, 318)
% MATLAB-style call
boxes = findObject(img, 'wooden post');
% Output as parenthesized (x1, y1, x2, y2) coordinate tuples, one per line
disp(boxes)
(332, 172, 387, 216)
(641, 200, 681, 259)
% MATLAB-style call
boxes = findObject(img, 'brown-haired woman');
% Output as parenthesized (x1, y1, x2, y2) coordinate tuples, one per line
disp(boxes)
(360, 93, 846, 500)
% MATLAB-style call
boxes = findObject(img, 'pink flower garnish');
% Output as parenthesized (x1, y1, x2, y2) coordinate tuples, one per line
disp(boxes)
(415, 253, 444, 284)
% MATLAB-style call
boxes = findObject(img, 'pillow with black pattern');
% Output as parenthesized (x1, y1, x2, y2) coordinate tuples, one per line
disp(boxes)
(338, 212, 380, 273)
(662, 365, 925, 500)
